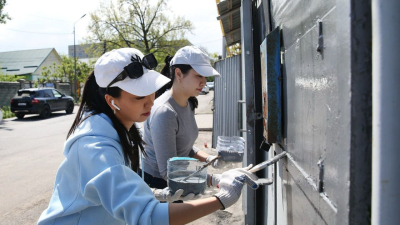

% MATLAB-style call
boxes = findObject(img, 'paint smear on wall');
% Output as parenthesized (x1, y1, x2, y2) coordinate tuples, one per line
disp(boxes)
(295, 77, 330, 91)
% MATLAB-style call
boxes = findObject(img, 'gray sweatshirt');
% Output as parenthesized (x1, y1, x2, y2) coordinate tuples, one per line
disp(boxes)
(142, 91, 199, 180)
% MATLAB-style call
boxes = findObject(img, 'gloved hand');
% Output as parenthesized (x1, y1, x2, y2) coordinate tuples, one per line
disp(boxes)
(213, 164, 259, 209)
(207, 173, 222, 187)
(206, 155, 228, 169)
(151, 187, 202, 202)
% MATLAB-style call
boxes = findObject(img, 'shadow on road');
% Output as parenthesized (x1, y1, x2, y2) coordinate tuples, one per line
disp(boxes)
(7, 112, 75, 123)
(0, 120, 13, 131)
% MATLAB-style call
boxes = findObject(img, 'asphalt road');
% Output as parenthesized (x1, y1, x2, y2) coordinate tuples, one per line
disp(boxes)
(0, 109, 78, 225)
(0, 91, 219, 225)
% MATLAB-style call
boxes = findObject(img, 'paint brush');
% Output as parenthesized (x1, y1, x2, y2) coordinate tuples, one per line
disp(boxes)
(249, 152, 287, 173)
(179, 156, 221, 182)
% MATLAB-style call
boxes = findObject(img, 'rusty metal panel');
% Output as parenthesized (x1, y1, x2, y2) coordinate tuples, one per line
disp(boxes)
(260, 26, 282, 144)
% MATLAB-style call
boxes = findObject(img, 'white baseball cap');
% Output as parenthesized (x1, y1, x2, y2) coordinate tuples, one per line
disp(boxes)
(94, 48, 170, 97)
(170, 46, 221, 77)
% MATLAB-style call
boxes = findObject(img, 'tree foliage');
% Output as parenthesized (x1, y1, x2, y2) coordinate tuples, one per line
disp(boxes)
(0, 0, 11, 24)
(37, 56, 95, 98)
(39, 57, 92, 84)
(0, 74, 19, 82)
(85, 0, 193, 66)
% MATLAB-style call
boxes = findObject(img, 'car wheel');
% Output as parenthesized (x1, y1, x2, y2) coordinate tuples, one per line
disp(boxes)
(66, 103, 74, 114)
(40, 105, 51, 119)
(15, 112, 25, 119)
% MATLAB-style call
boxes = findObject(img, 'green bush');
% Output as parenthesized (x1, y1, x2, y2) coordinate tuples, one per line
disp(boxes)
(1, 106, 15, 119)
(0, 75, 19, 82)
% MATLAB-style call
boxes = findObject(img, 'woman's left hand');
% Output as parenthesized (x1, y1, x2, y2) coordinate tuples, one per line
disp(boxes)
(152, 187, 202, 202)
(206, 155, 227, 169)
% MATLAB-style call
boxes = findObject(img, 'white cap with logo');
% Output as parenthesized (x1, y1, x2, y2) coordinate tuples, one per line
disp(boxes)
(94, 48, 170, 97)
(170, 46, 221, 77)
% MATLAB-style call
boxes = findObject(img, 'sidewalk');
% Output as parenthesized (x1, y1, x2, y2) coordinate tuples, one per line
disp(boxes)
(195, 113, 213, 131)
(189, 130, 245, 225)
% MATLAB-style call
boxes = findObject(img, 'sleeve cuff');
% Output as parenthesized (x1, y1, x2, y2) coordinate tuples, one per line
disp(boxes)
(150, 202, 170, 224)
(213, 195, 226, 210)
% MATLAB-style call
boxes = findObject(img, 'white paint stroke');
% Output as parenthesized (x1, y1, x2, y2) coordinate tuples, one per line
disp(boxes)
(286, 153, 338, 213)
(295, 77, 330, 91)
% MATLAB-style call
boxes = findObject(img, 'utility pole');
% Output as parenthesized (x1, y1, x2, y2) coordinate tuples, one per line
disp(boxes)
(73, 14, 86, 102)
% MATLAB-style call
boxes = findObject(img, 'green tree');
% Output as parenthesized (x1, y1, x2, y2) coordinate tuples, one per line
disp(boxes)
(40, 63, 58, 83)
(55, 55, 94, 84)
(85, 0, 193, 66)
(36, 56, 94, 98)
(0, 0, 11, 24)
(0, 74, 19, 82)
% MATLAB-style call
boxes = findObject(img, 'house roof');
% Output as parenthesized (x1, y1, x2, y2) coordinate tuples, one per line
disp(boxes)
(0, 48, 60, 76)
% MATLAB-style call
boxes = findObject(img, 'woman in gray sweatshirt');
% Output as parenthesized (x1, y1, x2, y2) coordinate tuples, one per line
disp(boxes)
(141, 46, 225, 192)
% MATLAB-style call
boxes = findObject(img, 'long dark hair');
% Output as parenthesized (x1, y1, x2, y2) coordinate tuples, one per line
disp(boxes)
(156, 56, 198, 110)
(67, 71, 145, 172)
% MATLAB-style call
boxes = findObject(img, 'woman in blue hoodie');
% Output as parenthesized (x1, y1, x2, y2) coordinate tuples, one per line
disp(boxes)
(37, 48, 260, 225)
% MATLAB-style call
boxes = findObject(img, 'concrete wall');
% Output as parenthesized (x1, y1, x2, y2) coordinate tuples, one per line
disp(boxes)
(56, 83, 72, 96)
(0, 82, 21, 108)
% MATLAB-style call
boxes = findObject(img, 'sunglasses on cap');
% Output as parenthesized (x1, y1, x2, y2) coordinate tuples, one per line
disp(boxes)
(106, 53, 158, 92)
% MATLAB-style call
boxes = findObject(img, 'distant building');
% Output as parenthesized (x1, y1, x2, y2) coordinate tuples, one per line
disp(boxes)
(0, 48, 62, 81)
(68, 44, 100, 64)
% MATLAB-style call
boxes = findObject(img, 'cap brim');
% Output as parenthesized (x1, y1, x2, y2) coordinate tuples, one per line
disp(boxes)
(112, 70, 170, 97)
(191, 64, 221, 77)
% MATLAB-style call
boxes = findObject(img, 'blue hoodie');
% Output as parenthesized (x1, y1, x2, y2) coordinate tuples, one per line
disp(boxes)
(37, 113, 169, 225)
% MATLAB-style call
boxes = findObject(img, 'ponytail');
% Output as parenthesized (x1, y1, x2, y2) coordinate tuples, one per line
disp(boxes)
(156, 56, 173, 98)
(156, 56, 198, 110)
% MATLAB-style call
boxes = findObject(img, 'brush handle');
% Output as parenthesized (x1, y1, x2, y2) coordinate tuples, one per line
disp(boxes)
(180, 156, 221, 182)
(249, 152, 287, 173)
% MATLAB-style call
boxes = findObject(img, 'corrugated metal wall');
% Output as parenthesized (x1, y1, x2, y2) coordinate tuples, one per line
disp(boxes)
(212, 55, 242, 148)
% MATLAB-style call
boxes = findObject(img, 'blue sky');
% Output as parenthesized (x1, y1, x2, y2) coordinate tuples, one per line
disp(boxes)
(0, 0, 223, 56)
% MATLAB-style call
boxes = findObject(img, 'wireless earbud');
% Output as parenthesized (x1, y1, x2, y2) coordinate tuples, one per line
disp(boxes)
(111, 100, 120, 110)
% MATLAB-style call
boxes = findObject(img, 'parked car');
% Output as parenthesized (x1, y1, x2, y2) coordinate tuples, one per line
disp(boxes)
(201, 85, 210, 94)
(206, 82, 214, 90)
(10, 88, 74, 119)
(0, 107, 3, 122)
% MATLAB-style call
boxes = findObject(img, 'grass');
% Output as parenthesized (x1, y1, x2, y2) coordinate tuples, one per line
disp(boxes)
(1, 106, 15, 119)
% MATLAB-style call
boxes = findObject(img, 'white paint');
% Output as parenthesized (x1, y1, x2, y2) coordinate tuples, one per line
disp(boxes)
(286, 153, 338, 213)
(295, 77, 330, 91)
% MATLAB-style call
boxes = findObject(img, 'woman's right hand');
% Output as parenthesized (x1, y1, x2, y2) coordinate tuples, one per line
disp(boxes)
(213, 165, 259, 209)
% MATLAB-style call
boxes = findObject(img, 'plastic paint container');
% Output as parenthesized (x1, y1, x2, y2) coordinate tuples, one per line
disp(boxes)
(167, 157, 207, 196)
(216, 136, 245, 162)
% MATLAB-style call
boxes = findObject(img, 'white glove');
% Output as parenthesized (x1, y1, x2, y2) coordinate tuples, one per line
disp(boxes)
(152, 187, 202, 202)
(206, 155, 228, 169)
(207, 173, 222, 187)
(213, 164, 259, 209)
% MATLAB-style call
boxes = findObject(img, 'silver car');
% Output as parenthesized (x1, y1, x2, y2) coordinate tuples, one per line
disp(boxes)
(206, 82, 214, 90)
(201, 85, 209, 94)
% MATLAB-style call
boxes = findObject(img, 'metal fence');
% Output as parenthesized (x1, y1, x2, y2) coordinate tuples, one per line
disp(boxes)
(212, 55, 242, 148)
